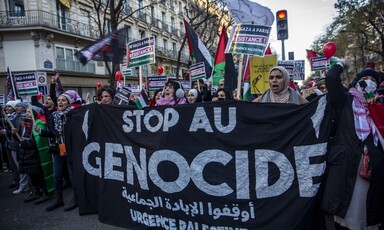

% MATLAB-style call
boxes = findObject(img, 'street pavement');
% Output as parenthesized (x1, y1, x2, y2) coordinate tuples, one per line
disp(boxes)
(1, 170, 336, 230)
(0, 171, 124, 230)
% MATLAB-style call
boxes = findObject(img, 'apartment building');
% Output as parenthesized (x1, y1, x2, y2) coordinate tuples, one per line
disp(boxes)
(0, 0, 191, 100)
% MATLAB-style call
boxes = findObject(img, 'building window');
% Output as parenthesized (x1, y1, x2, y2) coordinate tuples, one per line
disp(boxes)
(56, 46, 95, 73)
(162, 12, 167, 32)
(153, 35, 158, 47)
(123, 0, 132, 14)
(79, 10, 90, 37)
(178, 2, 182, 15)
(170, 0, 174, 11)
(8, 0, 25, 17)
(171, 17, 175, 28)
(163, 39, 168, 51)
(57, 3, 70, 31)
(140, 30, 146, 39)
(126, 26, 133, 42)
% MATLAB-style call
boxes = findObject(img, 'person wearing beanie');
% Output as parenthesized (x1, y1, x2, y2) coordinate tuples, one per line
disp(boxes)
(62, 90, 82, 109)
(351, 68, 380, 88)
(97, 85, 116, 105)
(253, 66, 308, 104)
(33, 93, 77, 212)
(187, 88, 200, 104)
(15, 102, 28, 111)
(322, 64, 384, 229)
(155, 80, 186, 106)
(6, 100, 19, 110)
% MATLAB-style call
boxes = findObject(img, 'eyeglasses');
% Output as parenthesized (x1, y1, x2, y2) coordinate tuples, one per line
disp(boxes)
(219, 84, 224, 86)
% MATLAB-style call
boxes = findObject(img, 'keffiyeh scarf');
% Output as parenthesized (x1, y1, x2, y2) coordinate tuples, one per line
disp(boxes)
(53, 107, 70, 141)
(349, 87, 378, 145)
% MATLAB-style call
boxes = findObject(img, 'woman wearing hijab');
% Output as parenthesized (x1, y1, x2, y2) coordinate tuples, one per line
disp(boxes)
(322, 65, 384, 230)
(253, 66, 307, 104)
(187, 89, 201, 104)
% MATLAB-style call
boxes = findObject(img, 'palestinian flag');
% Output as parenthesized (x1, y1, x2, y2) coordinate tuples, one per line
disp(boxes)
(54, 72, 64, 98)
(6, 66, 18, 101)
(242, 56, 251, 101)
(74, 27, 127, 65)
(135, 89, 149, 109)
(184, 19, 213, 81)
(306, 49, 323, 70)
(212, 26, 227, 86)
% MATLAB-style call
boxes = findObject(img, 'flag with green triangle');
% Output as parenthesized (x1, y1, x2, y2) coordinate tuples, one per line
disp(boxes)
(242, 56, 251, 101)
(184, 19, 213, 81)
(212, 26, 227, 86)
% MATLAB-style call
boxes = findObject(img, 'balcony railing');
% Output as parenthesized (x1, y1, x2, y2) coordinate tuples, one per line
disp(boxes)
(56, 58, 95, 73)
(170, 27, 178, 36)
(168, 50, 178, 59)
(137, 12, 147, 22)
(0, 10, 100, 39)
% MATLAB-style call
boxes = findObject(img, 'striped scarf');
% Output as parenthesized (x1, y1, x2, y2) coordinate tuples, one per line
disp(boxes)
(349, 87, 378, 145)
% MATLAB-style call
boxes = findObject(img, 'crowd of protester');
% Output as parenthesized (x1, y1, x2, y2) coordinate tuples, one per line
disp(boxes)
(0, 64, 383, 230)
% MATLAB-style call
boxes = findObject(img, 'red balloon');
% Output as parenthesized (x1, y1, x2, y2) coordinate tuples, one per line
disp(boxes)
(157, 65, 164, 75)
(37, 91, 42, 100)
(115, 71, 122, 82)
(97, 82, 102, 88)
(323, 42, 337, 59)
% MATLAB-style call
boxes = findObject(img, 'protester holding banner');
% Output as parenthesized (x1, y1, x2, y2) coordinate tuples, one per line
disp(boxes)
(155, 80, 186, 106)
(322, 65, 384, 229)
(97, 85, 115, 105)
(34, 93, 75, 212)
(305, 79, 329, 102)
(193, 79, 212, 103)
(149, 88, 163, 107)
(253, 66, 308, 104)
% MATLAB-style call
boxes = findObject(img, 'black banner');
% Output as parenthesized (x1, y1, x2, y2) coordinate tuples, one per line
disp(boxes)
(68, 96, 331, 229)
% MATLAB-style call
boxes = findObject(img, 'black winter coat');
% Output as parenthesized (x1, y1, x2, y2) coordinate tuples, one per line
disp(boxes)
(18, 138, 42, 174)
(322, 65, 384, 225)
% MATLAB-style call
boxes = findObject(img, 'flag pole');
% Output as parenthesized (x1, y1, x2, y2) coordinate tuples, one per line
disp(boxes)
(7, 66, 18, 101)
(139, 66, 143, 91)
(26, 96, 36, 127)
(236, 54, 244, 100)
